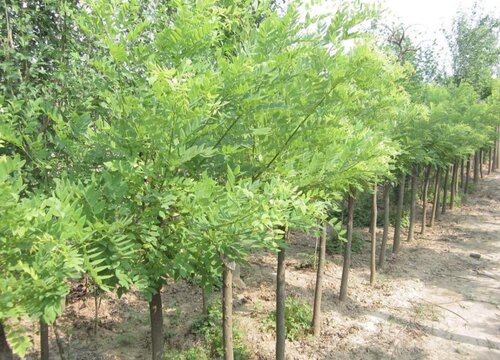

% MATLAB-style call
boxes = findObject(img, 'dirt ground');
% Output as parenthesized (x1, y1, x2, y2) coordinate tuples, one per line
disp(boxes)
(26, 172, 500, 359)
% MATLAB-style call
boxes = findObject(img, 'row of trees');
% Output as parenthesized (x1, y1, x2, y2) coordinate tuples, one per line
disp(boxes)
(1, 1, 499, 359)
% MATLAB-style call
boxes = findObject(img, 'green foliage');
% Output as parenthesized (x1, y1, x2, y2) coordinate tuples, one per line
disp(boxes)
(268, 297, 312, 341)
(327, 230, 365, 256)
(446, 5, 500, 98)
(191, 301, 250, 360)
(0, 0, 498, 357)
(164, 347, 210, 360)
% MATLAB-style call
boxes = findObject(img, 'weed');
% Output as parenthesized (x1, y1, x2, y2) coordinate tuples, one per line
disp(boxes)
(116, 334, 134, 346)
(167, 306, 182, 326)
(267, 297, 312, 341)
(164, 346, 210, 360)
(327, 230, 364, 255)
(295, 252, 317, 270)
(190, 301, 250, 359)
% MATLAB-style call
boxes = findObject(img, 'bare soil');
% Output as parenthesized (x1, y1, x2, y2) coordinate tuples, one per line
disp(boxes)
(26, 173, 500, 359)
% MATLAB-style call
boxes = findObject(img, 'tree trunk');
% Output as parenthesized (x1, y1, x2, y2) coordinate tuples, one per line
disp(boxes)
(370, 183, 377, 285)
(473, 151, 479, 184)
(465, 158, 471, 194)
(421, 165, 431, 236)
(488, 147, 492, 175)
(496, 126, 500, 170)
(407, 166, 418, 242)
(223, 263, 234, 360)
(312, 223, 327, 337)
(339, 193, 355, 301)
(495, 126, 500, 169)
(40, 320, 49, 360)
(149, 289, 164, 360)
(430, 168, 441, 227)
(392, 174, 406, 254)
(0, 322, 13, 360)
(493, 143, 497, 171)
(378, 183, 390, 269)
(275, 246, 286, 360)
(450, 161, 458, 210)
(441, 166, 449, 214)
(479, 149, 484, 179)
(460, 159, 464, 189)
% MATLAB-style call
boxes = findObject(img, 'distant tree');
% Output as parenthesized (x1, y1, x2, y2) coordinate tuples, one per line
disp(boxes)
(373, 21, 443, 84)
(446, 3, 500, 98)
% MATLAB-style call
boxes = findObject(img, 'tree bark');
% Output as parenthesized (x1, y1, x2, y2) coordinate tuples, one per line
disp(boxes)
(465, 157, 471, 194)
(488, 147, 492, 175)
(430, 168, 441, 227)
(441, 166, 449, 214)
(370, 183, 377, 285)
(479, 149, 484, 179)
(223, 263, 234, 360)
(0, 322, 13, 360)
(378, 183, 390, 269)
(275, 246, 286, 360)
(339, 193, 355, 301)
(40, 320, 49, 360)
(496, 126, 500, 170)
(473, 151, 479, 185)
(392, 174, 406, 254)
(407, 166, 418, 242)
(312, 223, 327, 336)
(420, 165, 431, 236)
(149, 289, 164, 360)
(450, 161, 458, 210)
(493, 142, 497, 171)
(460, 159, 464, 189)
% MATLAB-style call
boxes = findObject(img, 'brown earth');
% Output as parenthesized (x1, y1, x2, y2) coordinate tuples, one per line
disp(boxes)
(26, 172, 500, 359)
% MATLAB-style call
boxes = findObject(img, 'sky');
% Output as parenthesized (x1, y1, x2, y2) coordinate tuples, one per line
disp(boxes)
(381, 0, 500, 33)
(379, 0, 500, 66)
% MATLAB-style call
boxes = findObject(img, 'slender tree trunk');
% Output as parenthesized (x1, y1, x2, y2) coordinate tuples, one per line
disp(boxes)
(430, 168, 441, 227)
(465, 158, 471, 194)
(149, 289, 164, 360)
(312, 223, 327, 336)
(494, 143, 498, 171)
(435, 170, 442, 221)
(339, 193, 355, 301)
(441, 166, 449, 214)
(421, 165, 431, 236)
(0, 322, 13, 360)
(378, 183, 390, 269)
(392, 174, 406, 254)
(496, 126, 500, 170)
(488, 147, 492, 175)
(450, 161, 458, 210)
(479, 149, 484, 179)
(407, 166, 418, 242)
(460, 159, 464, 189)
(275, 246, 286, 360)
(473, 151, 479, 185)
(370, 183, 378, 285)
(53, 321, 68, 360)
(40, 320, 49, 360)
(223, 263, 234, 360)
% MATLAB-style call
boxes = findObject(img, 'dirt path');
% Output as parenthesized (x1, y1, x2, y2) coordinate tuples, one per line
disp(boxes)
(406, 173, 500, 360)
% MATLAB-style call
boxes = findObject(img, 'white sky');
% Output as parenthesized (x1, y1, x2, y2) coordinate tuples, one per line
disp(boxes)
(381, 0, 500, 33)
(380, 0, 500, 70)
